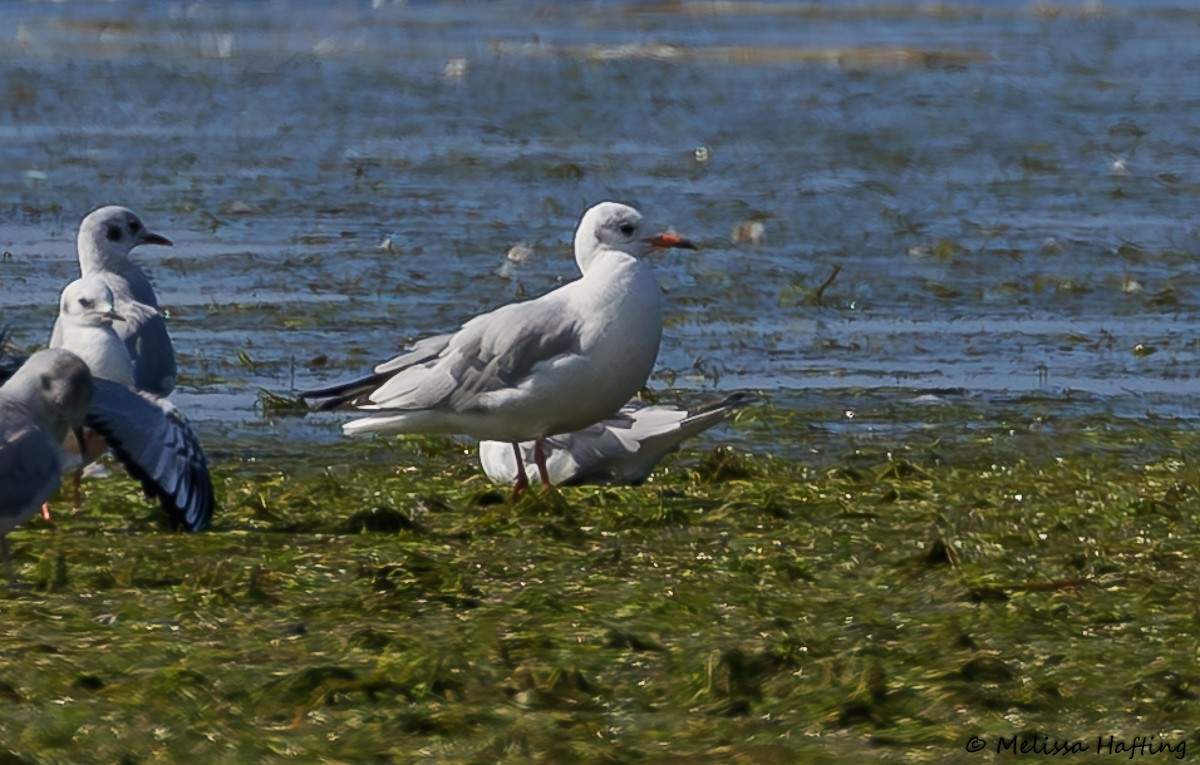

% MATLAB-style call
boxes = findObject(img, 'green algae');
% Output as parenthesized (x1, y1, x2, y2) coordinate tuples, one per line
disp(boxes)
(2, 412, 1199, 763)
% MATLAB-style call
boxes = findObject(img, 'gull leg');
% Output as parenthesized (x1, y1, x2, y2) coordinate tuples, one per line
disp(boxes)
(511, 442, 530, 501)
(533, 439, 553, 489)
(41, 503, 55, 525)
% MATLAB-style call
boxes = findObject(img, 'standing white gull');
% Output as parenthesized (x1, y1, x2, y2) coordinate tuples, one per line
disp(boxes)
(479, 392, 757, 487)
(301, 201, 695, 494)
(48, 205, 177, 397)
(51, 277, 215, 532)
(0, 349, 92, 584)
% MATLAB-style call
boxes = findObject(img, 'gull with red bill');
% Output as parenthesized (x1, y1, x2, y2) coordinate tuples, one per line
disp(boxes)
(48, 206, 178, 397)
(301, 201, 696, 496)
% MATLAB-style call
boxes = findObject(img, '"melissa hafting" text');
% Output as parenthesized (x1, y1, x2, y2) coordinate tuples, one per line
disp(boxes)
(964, 734, 1185, 759)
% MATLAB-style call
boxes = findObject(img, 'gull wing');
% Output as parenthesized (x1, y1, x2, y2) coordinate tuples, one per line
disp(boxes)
(114, 298, 177, 397)
(0, 411, 62, 530)
(479, 392, 758, 486)
(365, 300, 579, 414)
(85, 379, 214, 531)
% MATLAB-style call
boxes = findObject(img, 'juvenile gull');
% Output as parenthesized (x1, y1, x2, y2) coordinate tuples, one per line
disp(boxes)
(52, 277, 215, 532)
(479, 392, 757, 487)
(302, 202, 695, 494)
(0, 349, 92, 584)
(49, 205, 177, 396)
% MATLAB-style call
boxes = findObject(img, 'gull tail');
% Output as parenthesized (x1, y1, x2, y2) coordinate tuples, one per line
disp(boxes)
(298, 371, 394, 411)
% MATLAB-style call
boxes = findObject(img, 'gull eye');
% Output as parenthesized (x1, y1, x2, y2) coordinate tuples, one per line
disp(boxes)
(79, 297, 93, 309)
(618, 222, 636, 237)
(129, 219, 142, 234)
(106, 224, 122, 242)
(41, 374, 53, 391)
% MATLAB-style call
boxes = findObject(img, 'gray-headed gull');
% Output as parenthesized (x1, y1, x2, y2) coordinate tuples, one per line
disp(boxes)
(51, 276, 215, 532)
(49, 206, 177, 396)
(0, 349, 92, 584)
(479, 391, 757, 487)
(301, 201, 696, 494)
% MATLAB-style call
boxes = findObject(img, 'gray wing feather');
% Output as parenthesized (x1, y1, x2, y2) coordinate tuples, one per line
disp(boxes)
(479, 404, 644, 486)
(299, 333, 454, 408)
(369, 302, 578, 413)
(480, 392, 758, 487)
(611, 392, 758, 481)
(373, 333, 453, 374)
(114, 300, 177, 397)
(0, 413, 62, 529)
(85, 380, 213, 531)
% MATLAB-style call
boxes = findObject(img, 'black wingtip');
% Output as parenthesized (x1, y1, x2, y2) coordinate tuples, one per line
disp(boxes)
(182, 469, 215, 532)
(298, 371, 394, 411)
(85, 415, 217, 533)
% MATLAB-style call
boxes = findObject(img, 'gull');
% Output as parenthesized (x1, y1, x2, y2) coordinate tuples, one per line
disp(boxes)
(49, 205, 177, 396)
(51, 276, 215, 532)
(301, 201, 696, 494)
(0, 349, 92, 585)
(479, 391, 757, 487)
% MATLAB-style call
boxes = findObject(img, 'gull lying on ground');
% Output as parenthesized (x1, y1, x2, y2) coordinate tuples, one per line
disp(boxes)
(301, 202, 695, 495)
(49, 205, 177, 396)
(479, 391, 757, 487)
(51, 277, 215, 532)
(0, 349, 92, 584)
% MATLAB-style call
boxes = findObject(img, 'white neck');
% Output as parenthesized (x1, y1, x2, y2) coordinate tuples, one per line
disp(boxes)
(576, 245, 637, 276)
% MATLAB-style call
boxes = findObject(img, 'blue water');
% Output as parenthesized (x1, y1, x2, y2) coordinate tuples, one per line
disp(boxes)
(2, 0, 1200, 460)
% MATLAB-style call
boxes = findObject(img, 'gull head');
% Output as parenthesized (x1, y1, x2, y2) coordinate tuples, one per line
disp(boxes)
(77, 205, 173, 269)
(2, 348, 93, 435)
(59, 277, 125, 328)
(574, 201, 696, 273)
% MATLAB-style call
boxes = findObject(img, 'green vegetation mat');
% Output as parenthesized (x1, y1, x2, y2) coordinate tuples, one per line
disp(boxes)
(2, 415, 1199, 763)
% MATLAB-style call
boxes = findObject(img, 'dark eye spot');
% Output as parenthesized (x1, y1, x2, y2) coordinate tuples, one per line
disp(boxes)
(106, 225, 122, 242)
(129, 220, 141, 234)
(79, 298, 93, 309)
(618, 222, 636, 237)
(41, 374, 53, 391)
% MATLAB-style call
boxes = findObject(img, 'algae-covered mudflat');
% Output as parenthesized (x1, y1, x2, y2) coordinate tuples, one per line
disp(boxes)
(4, 0, 1200, 762)
(4, 409, 1200, 763)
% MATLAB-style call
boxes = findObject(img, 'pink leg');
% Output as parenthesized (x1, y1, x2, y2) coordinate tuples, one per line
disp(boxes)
(41, 503, 54, 524)
(510, 442, 530, 501)
(533, 439, 553, 489)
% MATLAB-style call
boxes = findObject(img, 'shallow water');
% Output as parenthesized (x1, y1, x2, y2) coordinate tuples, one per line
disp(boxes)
(2, 0, 1200, 463)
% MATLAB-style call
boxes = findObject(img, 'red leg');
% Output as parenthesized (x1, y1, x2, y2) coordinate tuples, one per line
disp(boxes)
(533, 439, 552, 489)
(41, 503, 54, 524)
(510, 442, 530, 501)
